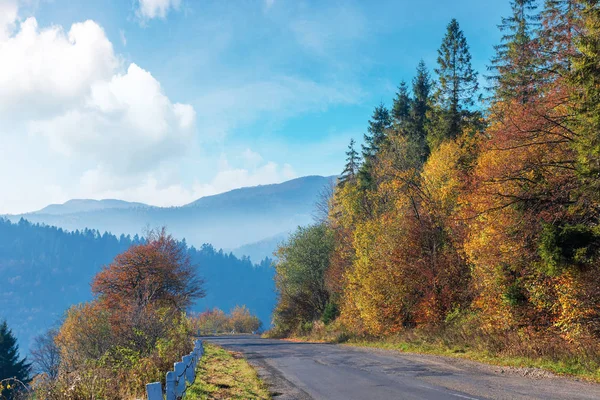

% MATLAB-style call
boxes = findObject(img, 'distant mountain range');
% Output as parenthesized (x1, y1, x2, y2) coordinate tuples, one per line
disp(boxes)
(35, 199, 148, 215)
(6, 176, 335, 262)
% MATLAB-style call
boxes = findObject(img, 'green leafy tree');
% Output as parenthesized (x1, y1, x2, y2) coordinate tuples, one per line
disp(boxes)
(571, 0, 600, 200)
(429, 19, 479, 148)
(0, 320, 31, 399)
(273, 224, 335, 334)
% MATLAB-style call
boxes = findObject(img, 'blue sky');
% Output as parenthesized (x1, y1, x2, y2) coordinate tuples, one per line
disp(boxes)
(0, 0, 511, 213)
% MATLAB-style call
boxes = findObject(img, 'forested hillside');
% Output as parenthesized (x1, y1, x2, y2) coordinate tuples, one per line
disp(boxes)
(0, 218, 275, 352)
(272, 0, 600, 373)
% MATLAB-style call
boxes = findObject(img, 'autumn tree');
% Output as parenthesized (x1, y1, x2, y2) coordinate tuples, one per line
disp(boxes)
(92, 228, 204, 312)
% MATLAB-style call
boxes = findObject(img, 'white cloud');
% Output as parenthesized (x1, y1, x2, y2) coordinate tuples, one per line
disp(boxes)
(0, 3, 199, 213)
(136, 0, 181, 20)
(0, 17, 118, 119)
(0, 0, 18, 40)
(191, 155, 296, 200)
(264, 0, 275, 9)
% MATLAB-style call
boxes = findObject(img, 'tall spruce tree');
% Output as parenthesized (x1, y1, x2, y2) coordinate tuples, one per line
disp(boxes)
(409, 60, 432, 164)
(571, 0, 600, 199)
(359, 104, 392, 189)
(392, 81, 411, 128)
(0, 320, 31, 399)
(429, 19, 479, 148)
(339, 139, 360, 186)
(489, 0, 541, 103)
(540, 0, 583, 76)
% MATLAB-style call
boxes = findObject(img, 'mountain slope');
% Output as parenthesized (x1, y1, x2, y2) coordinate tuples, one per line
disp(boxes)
(7, 176, 334, 251)
(35, 199, 148, 215)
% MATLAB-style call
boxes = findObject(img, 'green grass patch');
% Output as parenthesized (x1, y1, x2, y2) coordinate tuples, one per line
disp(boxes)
(186, 343, 270, 400)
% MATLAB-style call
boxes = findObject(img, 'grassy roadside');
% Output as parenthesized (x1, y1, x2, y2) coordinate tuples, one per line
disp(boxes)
(268, 323, 600, 383)
(186, 343, 271, 400)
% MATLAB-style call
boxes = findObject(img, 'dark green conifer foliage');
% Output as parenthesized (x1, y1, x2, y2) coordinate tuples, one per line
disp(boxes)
(409, 60, 432, 164)
(489, 0, 541, 103)
(392, 81, 411, 128)
(0, 320, 31, 399)
(339, 139, 360, 186)
(359, 104, 392, 189)
(429, 19, 479, 149)
(540, 0, 584, 76)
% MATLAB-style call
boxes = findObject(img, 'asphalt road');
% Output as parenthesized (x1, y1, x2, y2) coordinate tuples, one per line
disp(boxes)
(205, 335, 600, 400)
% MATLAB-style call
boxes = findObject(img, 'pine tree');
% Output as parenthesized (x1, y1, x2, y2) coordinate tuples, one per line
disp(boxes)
(359, 104, 392, 189)
(0, 320, 31, 399)
(429, 19, 479, 148)
(571, 0, 600, 199)
(409, 60, 432, 163)
(339, 139, 360, 186)
(392, 81, 411, 128)
(489, 0, 541, 103)
(540, 0, 584, 76)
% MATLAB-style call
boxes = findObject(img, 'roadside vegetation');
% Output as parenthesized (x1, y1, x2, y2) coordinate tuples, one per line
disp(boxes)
(191, 306, 262, 336)
(269, 0, 600, 383)
(26, 228, 204, 399)
(186, 343, 270, 400)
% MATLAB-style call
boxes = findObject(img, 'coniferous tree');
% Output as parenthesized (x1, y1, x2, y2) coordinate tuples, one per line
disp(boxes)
(429, 19, 479, 148)
(540, 0, 584, 76)
(409, 60, 432, 163)
(0, 320, 31, 399)
(339, 139, 360, 186)
(489, 0, 541, 103)
(392, 81, 411, 128)
(359, 104, 392, 189)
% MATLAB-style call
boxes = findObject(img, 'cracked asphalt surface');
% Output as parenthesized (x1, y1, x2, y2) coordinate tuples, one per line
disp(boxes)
(205, 335, 600, 400)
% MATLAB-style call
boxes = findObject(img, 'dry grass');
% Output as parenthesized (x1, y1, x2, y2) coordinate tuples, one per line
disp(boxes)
(186, 343, 270, 400)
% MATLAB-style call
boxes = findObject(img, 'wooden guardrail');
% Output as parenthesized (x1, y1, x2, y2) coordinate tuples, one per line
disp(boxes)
(146, 339, 204, 400)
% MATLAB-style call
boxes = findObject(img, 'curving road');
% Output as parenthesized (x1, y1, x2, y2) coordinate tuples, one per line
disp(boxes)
(205, 335, 600, 400)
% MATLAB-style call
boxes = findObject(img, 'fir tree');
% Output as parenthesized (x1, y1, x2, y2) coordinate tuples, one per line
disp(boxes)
(409, 60, 432, 164)
(392, 81, 411, 128)
(0, 320, 31, 399)
(489, 0, 541, 103)
(429, 19, 479, 148)
(540, 0, 584, 77)
(359, 104, 392, 189)
(339, 139, 360, 186)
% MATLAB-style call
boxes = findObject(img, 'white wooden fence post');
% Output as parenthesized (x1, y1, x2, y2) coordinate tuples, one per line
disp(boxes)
(165, 371, 176, 400)
(174, 361, 185, 397)
(183, 355, 193, 383)
(146, 382, 162, 400)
